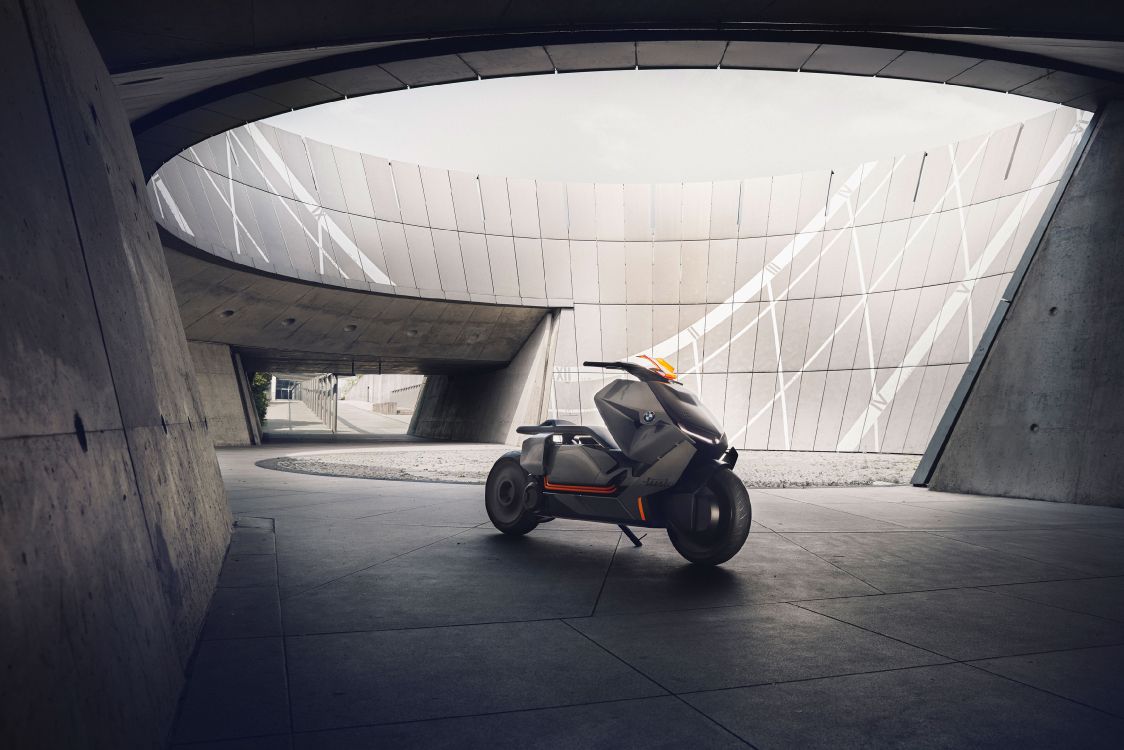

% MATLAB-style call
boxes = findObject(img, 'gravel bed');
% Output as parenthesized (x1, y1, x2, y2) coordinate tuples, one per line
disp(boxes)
(257, 446, 920, 488)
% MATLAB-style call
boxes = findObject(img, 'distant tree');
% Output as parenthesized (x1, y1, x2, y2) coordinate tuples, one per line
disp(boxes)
(251, 373, 271, 423)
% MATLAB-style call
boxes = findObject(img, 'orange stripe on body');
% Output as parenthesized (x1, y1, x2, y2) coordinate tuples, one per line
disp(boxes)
(637, 497, 646, 521)
(542, 477, 618, 495)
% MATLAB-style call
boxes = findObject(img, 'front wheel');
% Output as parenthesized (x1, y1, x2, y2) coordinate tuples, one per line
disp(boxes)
(485, 453, 539, 536)
(667, 468, 751, 565)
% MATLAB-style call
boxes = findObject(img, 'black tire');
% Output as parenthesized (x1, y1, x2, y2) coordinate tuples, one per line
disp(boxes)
(666, 468, 751, 565)
(485, 453, 539, 536)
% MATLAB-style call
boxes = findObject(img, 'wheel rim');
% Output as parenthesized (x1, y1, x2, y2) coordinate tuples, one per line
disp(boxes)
(490, 469, 524, 524)
(678, 484, 731, 546)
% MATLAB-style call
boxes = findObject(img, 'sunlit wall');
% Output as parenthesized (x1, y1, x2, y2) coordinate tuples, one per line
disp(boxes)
(150, 107, 1089, 453)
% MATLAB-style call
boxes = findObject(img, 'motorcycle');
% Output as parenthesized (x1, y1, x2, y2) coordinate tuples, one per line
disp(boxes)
(485, 357, 751, 565)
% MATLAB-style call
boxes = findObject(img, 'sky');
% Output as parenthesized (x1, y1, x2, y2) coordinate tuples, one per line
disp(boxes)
(268, 69, 1060, 184)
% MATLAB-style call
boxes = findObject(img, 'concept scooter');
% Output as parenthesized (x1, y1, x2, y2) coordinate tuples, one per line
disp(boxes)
(485, 357, 751, 565)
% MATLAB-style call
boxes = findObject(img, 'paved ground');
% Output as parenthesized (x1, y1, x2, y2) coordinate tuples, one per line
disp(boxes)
(259, 444, 920, 487)
(264, 400, 411, 437)
(170, 446, 1124, 749)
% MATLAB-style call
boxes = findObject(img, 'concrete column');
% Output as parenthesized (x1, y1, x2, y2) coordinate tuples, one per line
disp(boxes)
(930, 102, 1124, 506)
(0, 1, 230, 746)
(188, 341, 259, 447)
(410, 311, 559, 443)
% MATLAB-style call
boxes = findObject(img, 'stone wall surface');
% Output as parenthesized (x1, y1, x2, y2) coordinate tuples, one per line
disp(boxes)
(0, 0, 230, 747)
(411, 310, 558, 443)
(931, 101, 1124, 506)
(189, 341, 255, 446)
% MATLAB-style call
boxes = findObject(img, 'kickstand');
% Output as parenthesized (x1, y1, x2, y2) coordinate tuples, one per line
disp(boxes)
(618, 524, 646, 547)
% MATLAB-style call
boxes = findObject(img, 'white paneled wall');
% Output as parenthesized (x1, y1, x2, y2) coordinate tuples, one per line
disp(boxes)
(150, 108, 1090, 453)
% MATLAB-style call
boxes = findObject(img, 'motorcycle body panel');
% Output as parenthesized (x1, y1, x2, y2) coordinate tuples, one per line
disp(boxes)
(517, 375, 734, 529)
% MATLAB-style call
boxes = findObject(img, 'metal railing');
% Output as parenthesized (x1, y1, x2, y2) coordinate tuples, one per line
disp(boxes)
(292, 373, 337, 433)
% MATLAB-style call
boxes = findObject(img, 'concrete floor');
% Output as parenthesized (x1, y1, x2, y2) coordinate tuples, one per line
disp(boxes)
(170, 447, 1124, 748)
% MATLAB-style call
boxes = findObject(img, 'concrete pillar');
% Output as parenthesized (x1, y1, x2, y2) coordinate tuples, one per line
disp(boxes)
(410, 311, 559, 443)
(188, 341, 259, 447)
(0, 1, 230, 746)
(930, 102, 1124, 506)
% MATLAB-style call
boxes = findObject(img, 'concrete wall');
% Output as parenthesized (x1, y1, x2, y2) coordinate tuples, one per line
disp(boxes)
(411, 311, 558, 443)
(931, 101, 1124, 506)
(152, 110, 1088, 453)
(188, 341, 255, 446)
(0, 1, 231, 747)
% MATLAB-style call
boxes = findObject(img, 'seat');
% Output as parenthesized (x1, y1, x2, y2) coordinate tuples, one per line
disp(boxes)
(515, 421, 618, 449)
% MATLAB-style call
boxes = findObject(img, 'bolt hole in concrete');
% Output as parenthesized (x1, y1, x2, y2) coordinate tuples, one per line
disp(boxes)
(220, 309, 234, 317)
(1030, 423, 1040, 432)
(1049, 306, 1059, 315)
(343, 324, 357, 332)
(281, 317, 296, 327)
(73, 412, 87, 452)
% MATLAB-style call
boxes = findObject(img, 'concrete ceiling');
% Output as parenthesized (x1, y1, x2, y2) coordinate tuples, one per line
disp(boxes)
(163, 233, 548, 375)
(76, 2, 1124, 176)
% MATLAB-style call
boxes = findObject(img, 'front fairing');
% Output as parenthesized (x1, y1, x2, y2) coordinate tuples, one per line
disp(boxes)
(649, 381, 726, 449)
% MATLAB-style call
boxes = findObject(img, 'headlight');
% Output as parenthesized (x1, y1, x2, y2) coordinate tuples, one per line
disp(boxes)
(678, 423, 720, 444)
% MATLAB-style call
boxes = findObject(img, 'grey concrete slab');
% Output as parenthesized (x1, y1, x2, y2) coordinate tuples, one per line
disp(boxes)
(173, 449, 1124, 746)
(798, 589, 1124, 660)
(275, 518, 466, 595)
(217, 553, 279, 589)
(281, 528, 618, 634)
(983, 577, 1124, 622)
(172, 638, 289, 743)
(1072, 524, 1124, 540)
(973, 645, 1124, 718)
(684, 664, 1124, 749)
(569, 603, 946, 693)
(784, 531, 1071, 592)
(292, 695, 745, 749)
(202, 586, 282, 640)
(359, 496, 489, 527)
(750, 495, 908, 532)
(932, 528, 1124, 576)
(915, 498, 1124, 526)
(233, 491, 429, 519)
(285, 620, 664, 730)
(173, 735, 292, 750)
(228, 527, 276, 555)
(595, 532, 878, 615)
(783, 498, 1035, 529)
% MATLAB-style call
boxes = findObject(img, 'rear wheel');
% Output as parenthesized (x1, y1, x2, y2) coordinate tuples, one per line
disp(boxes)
(667, 468, 751, 565)
(485, 453, 539, 536)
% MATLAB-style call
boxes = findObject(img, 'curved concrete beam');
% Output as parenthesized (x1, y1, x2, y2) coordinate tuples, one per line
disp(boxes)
(163, 234, 548, 375)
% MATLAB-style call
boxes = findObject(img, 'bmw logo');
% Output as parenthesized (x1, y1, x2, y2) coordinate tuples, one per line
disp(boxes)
(642, 411, 656, 423)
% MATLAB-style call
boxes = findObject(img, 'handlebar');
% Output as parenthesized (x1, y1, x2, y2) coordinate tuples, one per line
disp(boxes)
(583, 360, 679, 384)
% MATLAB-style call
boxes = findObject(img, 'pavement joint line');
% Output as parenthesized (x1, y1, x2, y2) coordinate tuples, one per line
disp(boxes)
(760, 488, 1074, 530)
(590, 533, 622, 617)
(270, 524, 296, 737)
(918, 527, 1100, 576)
(278, 693, 723, 741)
(786, 600, 958, 662)
(556, 618, 758, 749)
(962, 652, 1124, 721)
(971, 584, 1124, 625)
(278, 525, 479, 602)
(672, 640, 1124, 702)
(771, 529, 886, 594)
(180, 628, 1124, 744)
